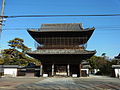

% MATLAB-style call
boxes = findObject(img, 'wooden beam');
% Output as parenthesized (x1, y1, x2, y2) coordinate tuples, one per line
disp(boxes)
(79, 64, 82, 77)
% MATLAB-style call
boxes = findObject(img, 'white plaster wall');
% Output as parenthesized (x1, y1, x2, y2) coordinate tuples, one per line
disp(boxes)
(115, 69, 120, 78)
(4, 68, 17, 77)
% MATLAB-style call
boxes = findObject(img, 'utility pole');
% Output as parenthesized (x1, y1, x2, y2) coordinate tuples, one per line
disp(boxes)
(0, 0, 5, 34)
(0, 0, 5, 55)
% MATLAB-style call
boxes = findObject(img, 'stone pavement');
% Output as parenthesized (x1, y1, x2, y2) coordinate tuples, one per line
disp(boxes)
(0, 76, 120, 90)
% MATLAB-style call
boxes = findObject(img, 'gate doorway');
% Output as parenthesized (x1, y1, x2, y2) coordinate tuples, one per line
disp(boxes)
(55, 65, 67, 76)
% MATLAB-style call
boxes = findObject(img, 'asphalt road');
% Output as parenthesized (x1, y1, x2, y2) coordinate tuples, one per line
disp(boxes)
(0, 76, 120, 90)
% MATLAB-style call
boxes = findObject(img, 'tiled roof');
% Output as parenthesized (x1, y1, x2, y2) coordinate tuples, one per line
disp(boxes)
(27, 49, 96, 55)
(82, 65, 91, 69)
(112, 65, 120, 68)
(39, 23, 83, 31)
(0, 65, 19, 68)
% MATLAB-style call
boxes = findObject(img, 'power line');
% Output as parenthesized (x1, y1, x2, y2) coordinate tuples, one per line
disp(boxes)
(2, 27, 120, 31)
(2, 28, 38, 30)
(0, 14, 120, 18)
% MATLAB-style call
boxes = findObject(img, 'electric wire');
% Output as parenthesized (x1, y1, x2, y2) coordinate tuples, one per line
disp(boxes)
(0, 14, 120, 18)
(1, 27, 120, 31)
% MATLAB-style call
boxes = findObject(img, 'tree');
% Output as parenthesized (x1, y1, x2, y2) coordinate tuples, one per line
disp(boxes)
(8, 38, 30, 53)
(0, 57, 4, 64)
(1, 38, 40, 66)
(88, 55, 112, 75)
(87, 56, 101, 69)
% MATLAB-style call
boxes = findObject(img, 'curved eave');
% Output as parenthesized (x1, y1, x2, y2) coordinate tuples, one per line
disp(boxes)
(27, 28, 95, 45)
(27, 50, 96, 63)
(27, 28, 95, 34)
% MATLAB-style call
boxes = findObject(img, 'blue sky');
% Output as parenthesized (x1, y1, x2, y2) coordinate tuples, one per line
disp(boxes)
(0, 0, 120, 58)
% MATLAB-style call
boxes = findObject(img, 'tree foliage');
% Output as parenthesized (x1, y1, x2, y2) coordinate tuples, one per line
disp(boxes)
(8, 38, 30, 53)
(88, 56, 112, 75)
(1, 38, 40, 66)
(0, 57, 4, 64)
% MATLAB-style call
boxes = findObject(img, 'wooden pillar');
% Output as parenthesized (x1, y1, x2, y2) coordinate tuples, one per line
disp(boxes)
(67, 64, 70, 76)
(52, 64, 54, 76)
(40, 64, 43, 76)
(79, 64, 82, 77)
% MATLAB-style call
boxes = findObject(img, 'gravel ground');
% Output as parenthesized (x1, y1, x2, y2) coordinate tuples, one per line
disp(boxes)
(0, 77, 44, 90)
(0, 76, 120, 90)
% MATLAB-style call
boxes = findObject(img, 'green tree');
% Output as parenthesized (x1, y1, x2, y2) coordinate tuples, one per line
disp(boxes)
(88, 55, 112, 75)
(87, 56, 100, 69)
(8, 38, 30, 53)
(0, 57, 4, 64)
(2, 38, 40, 66)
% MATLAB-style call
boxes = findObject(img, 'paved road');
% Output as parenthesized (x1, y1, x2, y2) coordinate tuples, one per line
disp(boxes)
(74, 77, 120, 90)
(0, 77, 42, 90)
(18, 77, 76, 90)
(17, 76, 120, 90)
(0, 76, 120, 90)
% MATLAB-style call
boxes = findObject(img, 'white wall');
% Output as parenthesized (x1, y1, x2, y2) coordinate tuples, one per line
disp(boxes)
(4, 68, 17, 77)
(115, 69, 120, 78)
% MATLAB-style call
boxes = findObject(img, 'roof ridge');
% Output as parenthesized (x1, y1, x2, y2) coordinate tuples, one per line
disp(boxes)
(42, 23, 82, 25)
